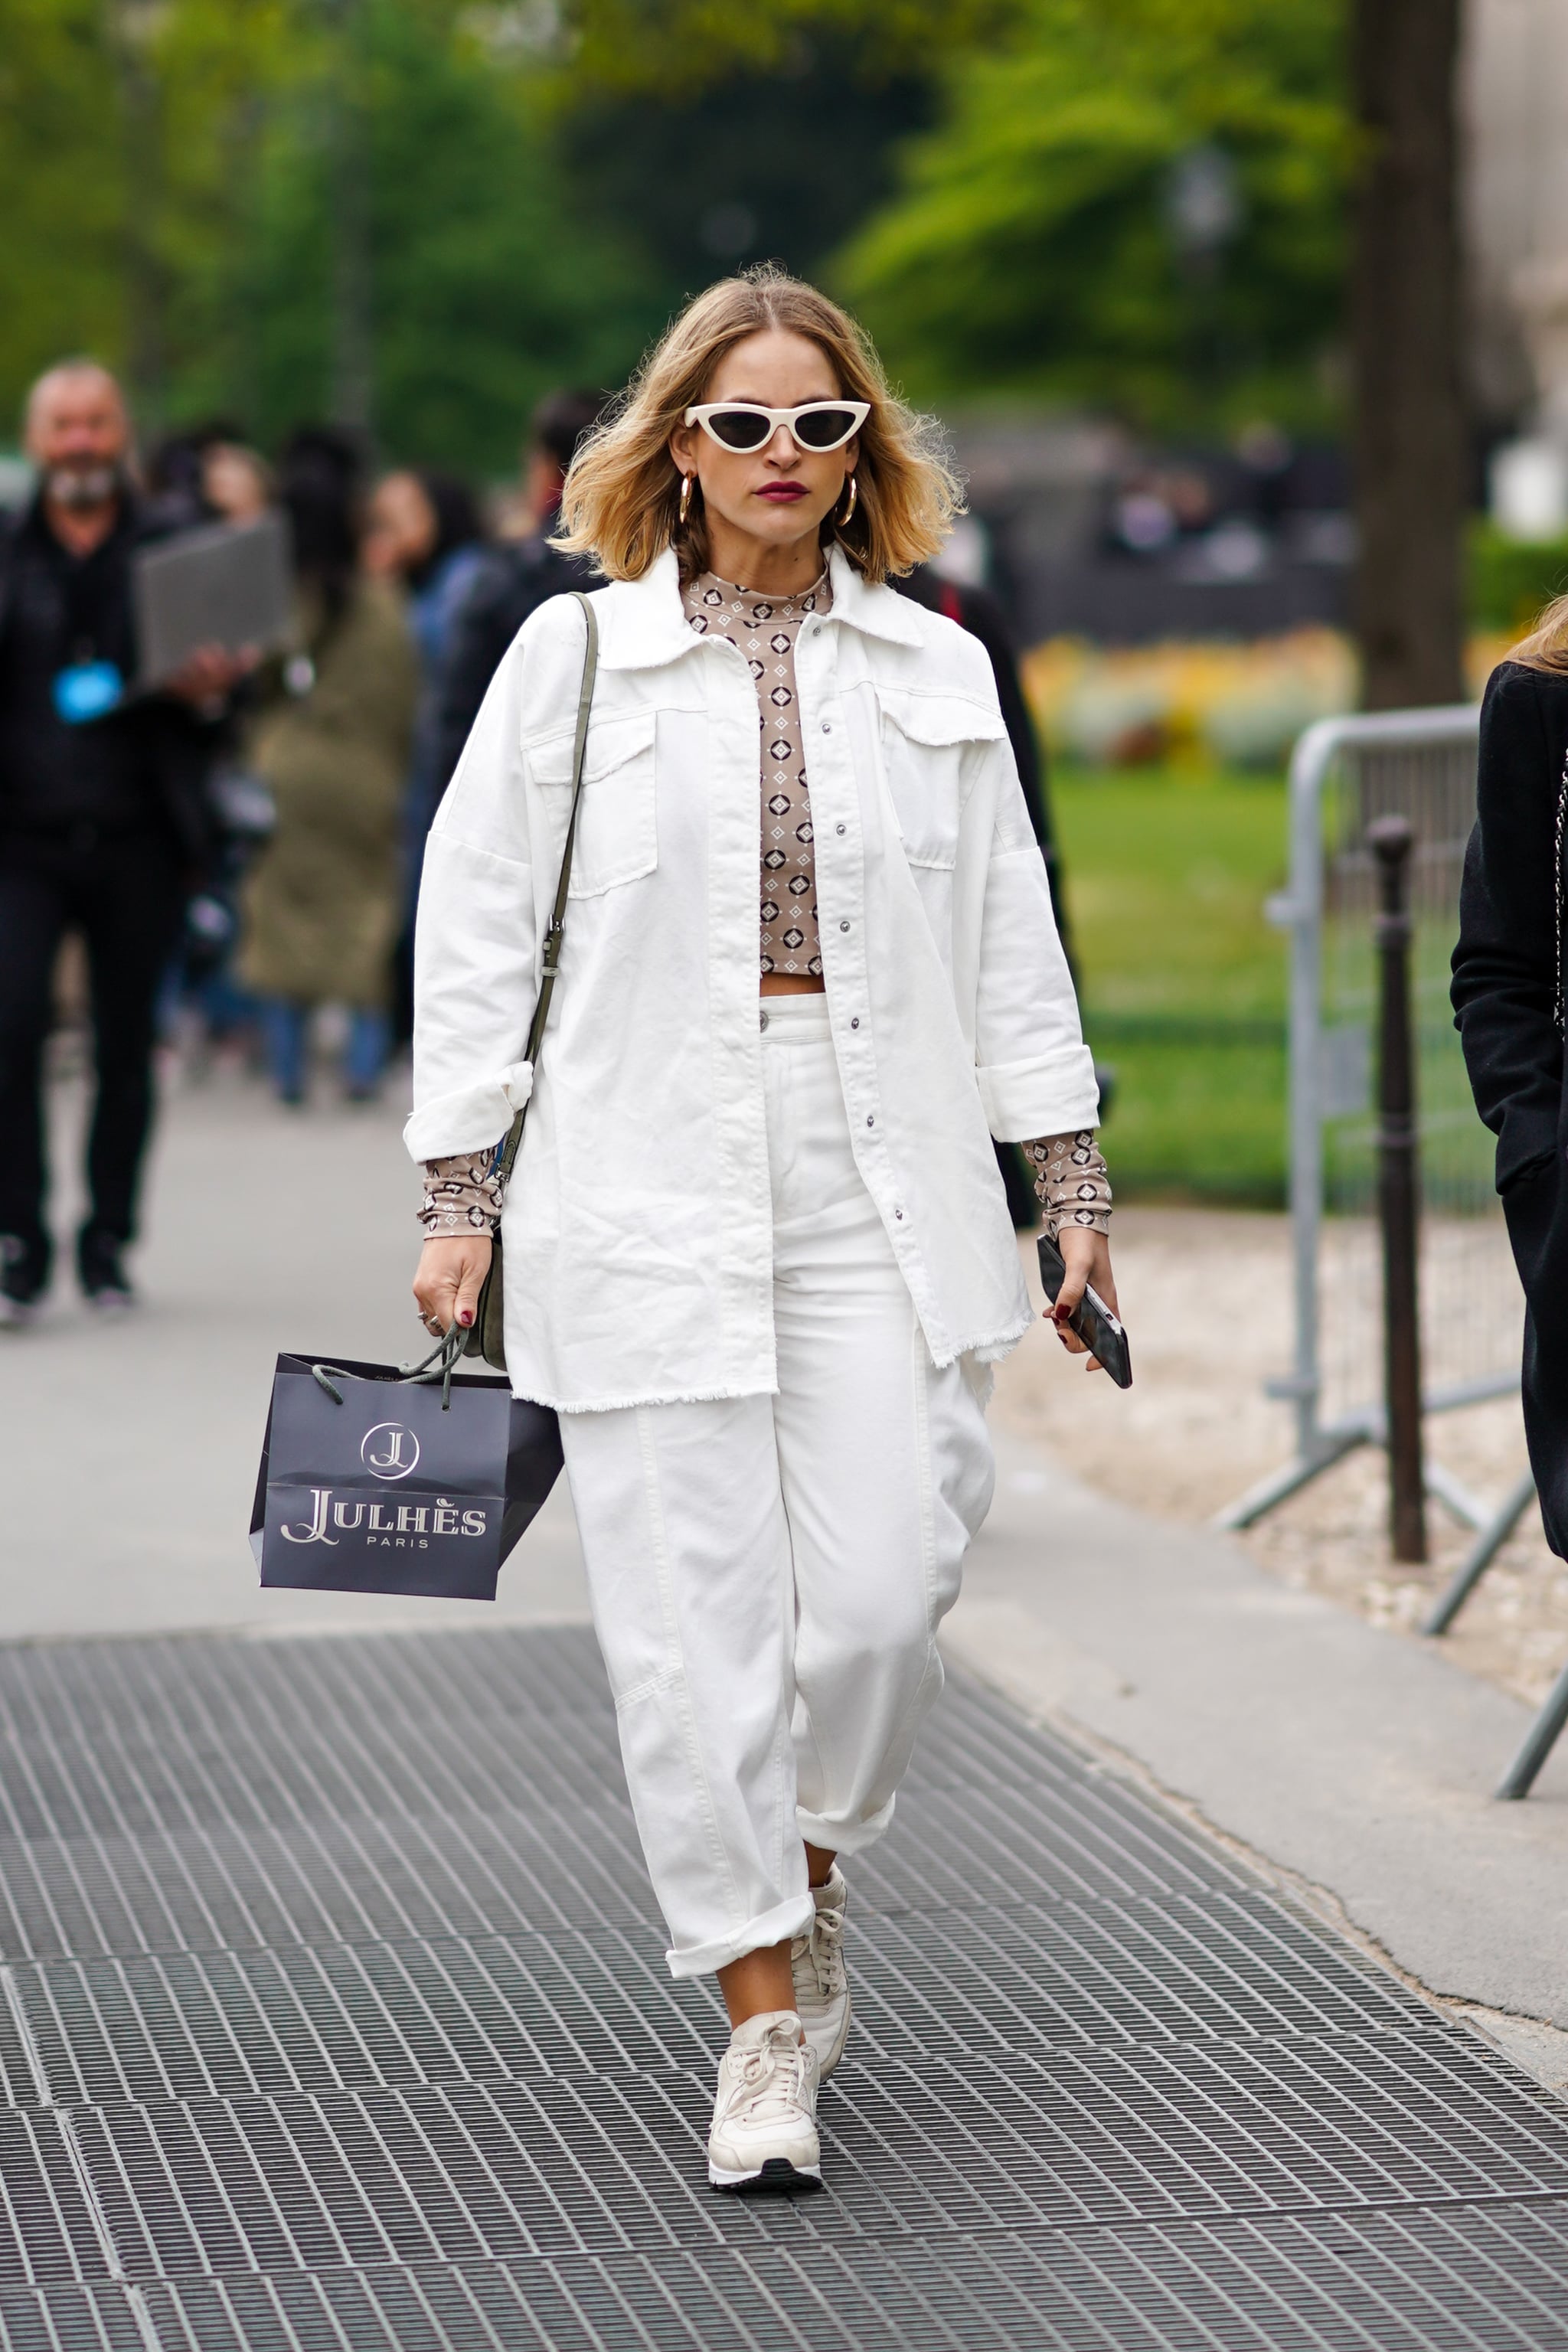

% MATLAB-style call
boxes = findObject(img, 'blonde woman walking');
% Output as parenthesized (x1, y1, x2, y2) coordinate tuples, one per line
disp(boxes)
(408, 269, 1116, 2190)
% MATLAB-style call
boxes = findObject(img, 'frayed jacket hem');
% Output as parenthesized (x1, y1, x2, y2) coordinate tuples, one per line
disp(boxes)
(518, 1321, 1027, 1409)
(518, 1376, 780, 1413)
(962, 1318, 1031, 1369)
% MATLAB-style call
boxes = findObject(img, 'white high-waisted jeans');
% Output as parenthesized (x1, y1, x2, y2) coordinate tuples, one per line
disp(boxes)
(560, 995, 996, 1977)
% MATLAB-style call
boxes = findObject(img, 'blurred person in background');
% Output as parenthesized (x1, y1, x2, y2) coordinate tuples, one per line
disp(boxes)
(410, 271, 1116, 2192)
(146, 424, 273, 532)
(0, 360, 244, 1324)
(202, 441, 273, 528)
(145, 429, 279, 1067)
(431, 390, 603, 805)
(362, 467, 487, 1041)
(144, 422, 234, 528)
(238, 429, 416, 1106)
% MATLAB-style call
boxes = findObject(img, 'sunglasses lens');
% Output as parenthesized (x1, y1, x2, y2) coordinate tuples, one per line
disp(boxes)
(795, 407, 858, 449)
(707, 408, 771, 452)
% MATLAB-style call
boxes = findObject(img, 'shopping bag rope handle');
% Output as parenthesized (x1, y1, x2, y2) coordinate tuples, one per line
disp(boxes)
(311, 1322, 466, 1412)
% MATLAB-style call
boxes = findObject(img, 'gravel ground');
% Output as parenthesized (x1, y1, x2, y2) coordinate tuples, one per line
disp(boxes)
(991, 1207, 1568, 1710)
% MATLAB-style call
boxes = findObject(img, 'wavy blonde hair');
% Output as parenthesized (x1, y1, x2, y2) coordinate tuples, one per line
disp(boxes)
(555, 267, 961, 586)
(1508, 590, 1568, 674)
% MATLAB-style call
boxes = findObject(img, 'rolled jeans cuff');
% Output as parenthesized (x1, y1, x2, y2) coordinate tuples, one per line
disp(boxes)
(664, 1891, 816, 1981)
(796, 1791, 897, 1858)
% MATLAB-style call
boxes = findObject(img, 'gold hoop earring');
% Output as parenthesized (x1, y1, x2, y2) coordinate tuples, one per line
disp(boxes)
(837, 474, 858, 527)
(678, 472, 694, 528)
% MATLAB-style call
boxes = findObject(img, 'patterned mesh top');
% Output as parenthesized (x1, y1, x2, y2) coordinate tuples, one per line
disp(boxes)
(681, 567, 828, 981)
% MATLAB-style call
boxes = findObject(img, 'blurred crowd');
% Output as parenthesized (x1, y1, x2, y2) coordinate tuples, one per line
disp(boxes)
(145, 387, 606, 1109)
(0, 364, 603, 1320)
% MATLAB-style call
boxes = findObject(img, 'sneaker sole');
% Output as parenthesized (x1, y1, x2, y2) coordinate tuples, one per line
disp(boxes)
(707, 2155, 823, 2194)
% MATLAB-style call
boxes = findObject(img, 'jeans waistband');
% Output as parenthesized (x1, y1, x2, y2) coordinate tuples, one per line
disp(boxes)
(759, 994, 832, 1044)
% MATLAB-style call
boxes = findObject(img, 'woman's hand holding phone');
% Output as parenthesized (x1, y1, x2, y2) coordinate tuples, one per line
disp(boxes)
(1047, 1228, 1120, 1373)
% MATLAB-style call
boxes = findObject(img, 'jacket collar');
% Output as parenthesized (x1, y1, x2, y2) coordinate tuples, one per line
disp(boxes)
(824, 545, 926, 645)
(594, 541, 926, 671)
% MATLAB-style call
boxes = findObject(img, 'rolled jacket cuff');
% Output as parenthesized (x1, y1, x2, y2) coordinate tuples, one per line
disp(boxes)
(979, 1046, 1100, 1141)
(403, 1060, 533, 1161)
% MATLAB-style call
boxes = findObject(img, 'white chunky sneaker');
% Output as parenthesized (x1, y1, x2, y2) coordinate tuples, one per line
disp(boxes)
(707, 2011, 822, 2191)
(791, 1867, 851, 2080)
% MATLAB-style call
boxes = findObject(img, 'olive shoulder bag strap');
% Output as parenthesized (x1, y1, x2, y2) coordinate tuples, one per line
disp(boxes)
(464, 590, 599, 1370)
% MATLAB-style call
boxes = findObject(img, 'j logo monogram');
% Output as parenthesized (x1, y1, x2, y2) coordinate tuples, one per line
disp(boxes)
(361, 1423, 421, 1481)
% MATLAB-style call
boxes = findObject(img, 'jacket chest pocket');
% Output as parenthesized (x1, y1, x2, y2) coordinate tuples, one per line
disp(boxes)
(526, 710, 658, 896)
(876, 688, 1007, 870)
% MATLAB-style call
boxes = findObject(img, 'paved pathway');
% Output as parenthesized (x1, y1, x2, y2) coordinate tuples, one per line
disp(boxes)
(0, 1074, 586, 1638)
(0, 1622, 1564, 2348)
(0, 1070, 1566, 2344)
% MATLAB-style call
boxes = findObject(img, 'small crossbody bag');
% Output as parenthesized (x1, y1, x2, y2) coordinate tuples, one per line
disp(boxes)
(463, 590, 599, 1371)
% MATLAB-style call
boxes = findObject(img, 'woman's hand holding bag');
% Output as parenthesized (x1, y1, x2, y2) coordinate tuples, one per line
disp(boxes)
(413, 1233, 492, 1341)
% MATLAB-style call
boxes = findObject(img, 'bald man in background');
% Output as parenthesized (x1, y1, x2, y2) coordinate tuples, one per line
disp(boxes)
(0, 361, 240, 1324)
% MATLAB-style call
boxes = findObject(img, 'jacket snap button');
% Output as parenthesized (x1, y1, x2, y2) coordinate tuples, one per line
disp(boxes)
(867, 1115, 875, 1128)
(850, 1017, 860, 1029)
(821, 720, 832, 733)
(836, 822, 845, 835)
(895, 1209, 903, 1220)
(760, 1011, 769, 1030)
(839, 920, 850, 932)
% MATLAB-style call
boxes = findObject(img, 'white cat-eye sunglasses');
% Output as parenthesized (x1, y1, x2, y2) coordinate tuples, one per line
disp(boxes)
(683, 400, 869, 455)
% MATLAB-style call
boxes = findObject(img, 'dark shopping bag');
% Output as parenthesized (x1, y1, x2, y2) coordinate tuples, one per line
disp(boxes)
(250, 1340, 562, 1600)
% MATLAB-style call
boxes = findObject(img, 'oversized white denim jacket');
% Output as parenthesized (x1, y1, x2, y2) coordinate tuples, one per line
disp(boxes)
(406, 545, 1099, 1410)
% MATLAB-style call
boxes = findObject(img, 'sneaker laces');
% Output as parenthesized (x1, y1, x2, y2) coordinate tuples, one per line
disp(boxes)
(729, 2024, 809, 2120)
(799, 1895, 845, 2004)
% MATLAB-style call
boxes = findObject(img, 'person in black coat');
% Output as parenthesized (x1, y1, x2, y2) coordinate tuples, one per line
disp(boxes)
(897, 564, 1077, 1228)
(895, 565, 1072, 962)
(0, 361, 241, 1323)
(1452, 637, 1568, 1555)
(431, 390, 605, 806)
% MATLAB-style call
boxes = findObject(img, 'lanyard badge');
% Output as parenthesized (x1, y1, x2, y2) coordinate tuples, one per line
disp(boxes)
(52, 660, 124, 724)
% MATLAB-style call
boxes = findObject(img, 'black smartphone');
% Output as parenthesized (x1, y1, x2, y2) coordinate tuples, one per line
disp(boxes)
(1036, 1233, 1133, 1389)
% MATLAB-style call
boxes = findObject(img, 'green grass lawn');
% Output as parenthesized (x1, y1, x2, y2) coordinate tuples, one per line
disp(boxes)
(1050, 766, 1290, 1205)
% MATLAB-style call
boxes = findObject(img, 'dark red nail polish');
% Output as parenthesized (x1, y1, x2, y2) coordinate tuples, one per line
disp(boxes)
(459, 1309, 473, 1327)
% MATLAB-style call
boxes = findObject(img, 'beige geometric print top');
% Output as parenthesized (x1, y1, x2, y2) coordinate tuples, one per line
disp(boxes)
(681, 566, 828, 981)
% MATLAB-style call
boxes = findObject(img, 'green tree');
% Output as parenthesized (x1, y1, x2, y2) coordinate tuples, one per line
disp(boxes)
(558, 38, 933, 322)
(555, 0, 1009, 94)
(836, 0, 1351, 433)
(230, 0, 655, 466)
(0, 0, 128, 423)
(1351, 0, 1465, 707)
(0, 0, 671, 468)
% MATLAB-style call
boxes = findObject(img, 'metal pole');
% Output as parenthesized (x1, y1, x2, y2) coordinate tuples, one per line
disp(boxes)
(1368, 815, 1426, 1562)
(1496, 1658, 1568, 1799)
(1285, 722, 1333, 1465)
(1214, 707, 1480, 1537)
(1422, 1466, 1537, 1635)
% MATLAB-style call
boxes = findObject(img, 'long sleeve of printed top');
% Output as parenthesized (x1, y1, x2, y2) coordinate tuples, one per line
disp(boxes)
(419, 1135, 1109, 1240)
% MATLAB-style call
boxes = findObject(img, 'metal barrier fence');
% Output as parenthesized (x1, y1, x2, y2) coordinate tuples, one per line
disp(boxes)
(1217, 704, 1526, 1534)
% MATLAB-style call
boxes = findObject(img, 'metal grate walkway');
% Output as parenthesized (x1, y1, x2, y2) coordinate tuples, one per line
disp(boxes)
(0, 1625, 1559, 2348)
